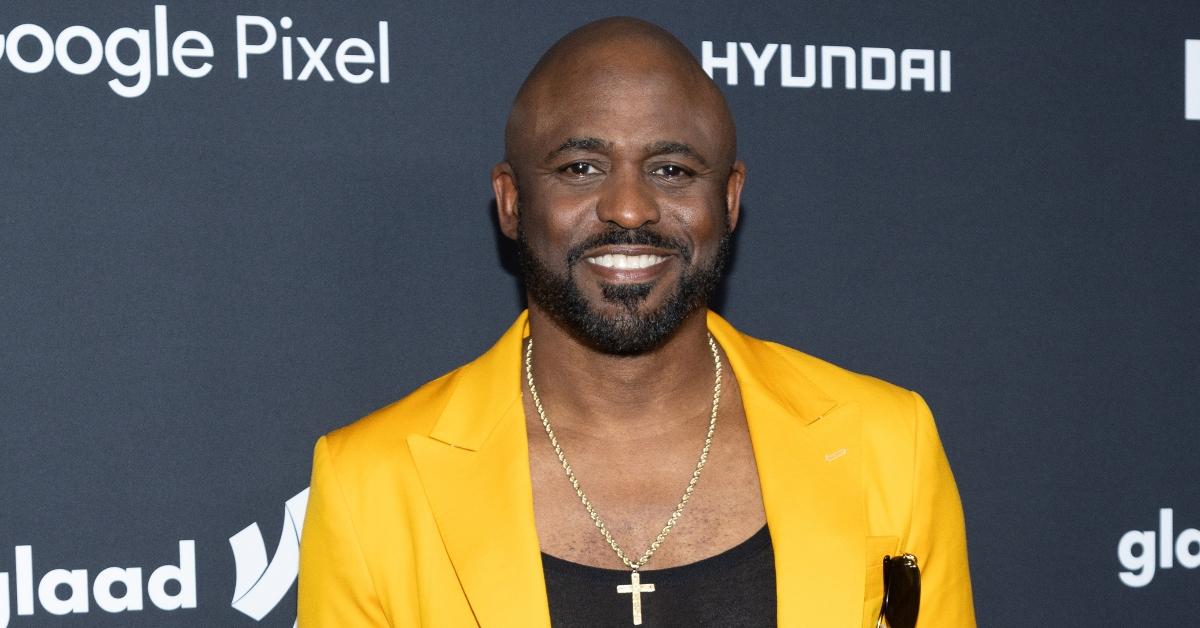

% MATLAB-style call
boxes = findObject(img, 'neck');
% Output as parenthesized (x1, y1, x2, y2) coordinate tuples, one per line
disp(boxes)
(524, 304, 719, 439)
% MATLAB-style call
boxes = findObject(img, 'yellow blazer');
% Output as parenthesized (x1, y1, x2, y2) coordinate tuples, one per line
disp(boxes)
(299, 311, 976, 627)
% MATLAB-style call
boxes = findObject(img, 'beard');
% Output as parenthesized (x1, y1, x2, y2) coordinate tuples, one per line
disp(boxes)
(517, 213, 730, 356)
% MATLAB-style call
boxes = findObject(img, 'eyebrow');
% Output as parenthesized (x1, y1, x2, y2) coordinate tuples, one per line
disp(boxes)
(645, 140, 708, 167)
(544, 137, 611, 162)
(542, 137, 709, 167)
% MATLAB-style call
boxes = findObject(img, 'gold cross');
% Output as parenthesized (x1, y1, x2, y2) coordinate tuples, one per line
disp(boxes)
(616, 571, 656, 625)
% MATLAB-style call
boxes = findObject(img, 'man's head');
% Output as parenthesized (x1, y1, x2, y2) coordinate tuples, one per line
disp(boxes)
(492, 17, 745, 355)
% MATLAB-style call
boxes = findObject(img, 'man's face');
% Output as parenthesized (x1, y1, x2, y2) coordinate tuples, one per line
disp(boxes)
(516, 204, 730, 355)
(498, 52, 743, 354)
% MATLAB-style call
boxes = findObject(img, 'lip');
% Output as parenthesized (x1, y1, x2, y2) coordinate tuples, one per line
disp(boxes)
(580, 246, 677, 282)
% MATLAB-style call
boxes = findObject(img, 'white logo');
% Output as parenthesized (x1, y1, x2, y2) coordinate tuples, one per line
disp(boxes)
(0, 541, 196, 627)
(0, 5, 389, 98)
(1117, 508, 1200, 587)
(1187, 40, 1199, 120)
(229, 488, 309, 626)
(702, 41, 951, 92)
(824, 448, 847, 462)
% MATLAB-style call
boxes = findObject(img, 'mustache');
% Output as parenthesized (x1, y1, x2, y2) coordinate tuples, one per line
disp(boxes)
(565, 227, 693, 266)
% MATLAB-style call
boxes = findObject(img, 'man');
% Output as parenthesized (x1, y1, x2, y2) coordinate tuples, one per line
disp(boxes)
(299, 17, 975, 628)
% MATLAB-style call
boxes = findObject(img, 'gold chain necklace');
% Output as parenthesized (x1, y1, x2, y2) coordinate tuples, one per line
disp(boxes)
(524, 334, 723, 625)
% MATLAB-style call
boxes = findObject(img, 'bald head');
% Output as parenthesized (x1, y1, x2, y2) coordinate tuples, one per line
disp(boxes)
(504, 17, 737, 173)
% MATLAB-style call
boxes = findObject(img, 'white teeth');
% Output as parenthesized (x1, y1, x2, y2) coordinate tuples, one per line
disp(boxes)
(586, 253, 667, 269)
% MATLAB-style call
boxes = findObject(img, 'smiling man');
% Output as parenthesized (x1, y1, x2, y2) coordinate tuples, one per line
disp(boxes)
(299, 17, 975, 628)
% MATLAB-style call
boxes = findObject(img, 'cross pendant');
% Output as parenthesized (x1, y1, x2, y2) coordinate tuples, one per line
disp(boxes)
(616, 570, 656, 625)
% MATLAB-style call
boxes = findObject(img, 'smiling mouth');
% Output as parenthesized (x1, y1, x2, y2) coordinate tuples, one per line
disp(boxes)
(584, 253, 669, 269)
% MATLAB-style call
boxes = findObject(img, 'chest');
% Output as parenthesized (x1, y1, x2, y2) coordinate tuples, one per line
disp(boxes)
(524, 390, 766, 570)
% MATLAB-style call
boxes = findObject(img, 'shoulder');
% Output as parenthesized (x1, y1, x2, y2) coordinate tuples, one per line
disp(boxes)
(318, 365, 464, 470)
(753, 336, 925, 426)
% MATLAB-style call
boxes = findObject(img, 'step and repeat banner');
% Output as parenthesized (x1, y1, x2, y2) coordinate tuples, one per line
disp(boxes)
(1, 1, 1197, 626)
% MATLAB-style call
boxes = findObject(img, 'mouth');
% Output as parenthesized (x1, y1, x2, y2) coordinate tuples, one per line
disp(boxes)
(584, 253, 669, 269)
(579, 246, 677, 283)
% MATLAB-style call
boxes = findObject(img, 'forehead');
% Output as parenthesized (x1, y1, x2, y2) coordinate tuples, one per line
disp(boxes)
(519, 58, 728, 162)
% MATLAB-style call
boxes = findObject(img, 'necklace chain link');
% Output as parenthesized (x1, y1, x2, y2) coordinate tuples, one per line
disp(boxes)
(524, 334, 722, 572)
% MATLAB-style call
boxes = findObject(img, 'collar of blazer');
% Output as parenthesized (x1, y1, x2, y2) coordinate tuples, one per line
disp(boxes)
(407, 310, 865, 627)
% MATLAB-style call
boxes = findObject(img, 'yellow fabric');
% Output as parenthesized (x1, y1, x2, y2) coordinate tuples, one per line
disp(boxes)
(299, 310, 976, 627)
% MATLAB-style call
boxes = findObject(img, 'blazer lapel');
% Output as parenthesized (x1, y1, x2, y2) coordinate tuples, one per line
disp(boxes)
(408, 314, 551, 628)
(709, 312, 866, 627)
(408, 310, 865, 627)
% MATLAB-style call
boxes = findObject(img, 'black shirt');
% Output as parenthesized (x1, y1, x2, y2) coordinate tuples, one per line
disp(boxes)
(541, 525, 777, 627)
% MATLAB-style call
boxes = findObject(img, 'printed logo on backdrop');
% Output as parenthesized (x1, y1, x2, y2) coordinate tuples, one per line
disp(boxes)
(0, 488, 308, 627)
(229, 488, 310, 627)
(1187, 40, 1199, 120)
(0, 5, 390, 98)
(0, 541, 195, 627)
(1117, 508, 1200, 587)
(701, 41, 951, 92)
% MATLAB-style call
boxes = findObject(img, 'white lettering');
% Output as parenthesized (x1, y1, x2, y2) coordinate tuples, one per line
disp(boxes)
(38, 569, 89, 615)
(236, 15, 276, 79)
(6, 24, 54, 73)
(15, 546, 32, 616)
(154, 4, 168, 76)
(702, 40, 738, 85)
(1160, 507, 1175, 569)
(939, 50, 951, 92)
(103, 27, 151, 98)
(379, 21, 390, 83)
(861, 47, 895, 90)
(335, 38, 375, 84)
(93, 567, 144, 613)
(1118, 529, 1156, 587)
(0, 572, 9, 627)
(230, 488, 310, 621)
(55, 26, 103, 75)
(900, 49, 935, 92)
(821, 46, 856, 89)
(1177, 528, 1200, 569)
(2, 9, 391, 94)
(297, 37, 333, 81)
(1, 540, 199, 622)
(147, 540, 197, 611)
(739, 42, 777, 87)
(780, 44, 815, 88)
(172, 31, 213, 78)
(1118, 509, 1200, 586)
(281, 16, 294, 80)
(1187, 40, 1199, 120)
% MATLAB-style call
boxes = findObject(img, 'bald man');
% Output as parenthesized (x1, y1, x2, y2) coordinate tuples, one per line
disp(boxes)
(299, 17, 975, 628)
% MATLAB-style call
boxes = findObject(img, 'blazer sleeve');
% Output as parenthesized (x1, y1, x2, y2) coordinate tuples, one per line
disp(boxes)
(907, 391, 977, 628)
(298, 435, 391, 627)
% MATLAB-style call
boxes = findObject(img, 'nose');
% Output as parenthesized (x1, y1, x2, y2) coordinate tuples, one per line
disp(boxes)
(595, 165, 660, 229)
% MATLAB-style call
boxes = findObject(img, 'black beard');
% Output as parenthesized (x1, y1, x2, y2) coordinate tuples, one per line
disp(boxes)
(517, 217, 730, 355)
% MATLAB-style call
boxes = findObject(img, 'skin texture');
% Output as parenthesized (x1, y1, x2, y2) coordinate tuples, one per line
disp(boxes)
(491, 17, 765, 570)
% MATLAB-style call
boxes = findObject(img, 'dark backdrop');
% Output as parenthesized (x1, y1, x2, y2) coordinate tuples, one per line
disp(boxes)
(2, 1, 1198, 626)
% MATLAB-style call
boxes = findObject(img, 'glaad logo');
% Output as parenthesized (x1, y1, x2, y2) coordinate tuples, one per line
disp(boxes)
(229, 488, 310, 626)
(702, 41, 951, 92)
(0, 5, 389, 98)
(0, 541, 196, 627)
(1187, 40, 1199, 120)
(1117, 508, 1200, 587)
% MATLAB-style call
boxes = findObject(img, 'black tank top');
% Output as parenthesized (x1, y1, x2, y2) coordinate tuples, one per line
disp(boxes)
(540, 525, 777, 627)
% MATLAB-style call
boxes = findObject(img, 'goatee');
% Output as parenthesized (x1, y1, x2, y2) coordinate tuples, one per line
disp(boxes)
(517, 216, 730, 355)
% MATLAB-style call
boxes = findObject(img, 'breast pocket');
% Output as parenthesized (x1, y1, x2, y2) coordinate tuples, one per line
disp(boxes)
(862, 535, 899, 628)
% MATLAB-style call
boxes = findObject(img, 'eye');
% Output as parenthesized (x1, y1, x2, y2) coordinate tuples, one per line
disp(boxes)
(561, 162, 599, 177)
(652, 164, 691, 179)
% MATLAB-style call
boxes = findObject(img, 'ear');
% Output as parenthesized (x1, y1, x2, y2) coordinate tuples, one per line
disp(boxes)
(725, 160, 746, 231)
(492, 161, 520, 241)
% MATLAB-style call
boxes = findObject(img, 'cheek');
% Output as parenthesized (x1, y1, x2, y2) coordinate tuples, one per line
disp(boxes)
(663, 197, 728, 245)
(519, 201, 595, 259)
